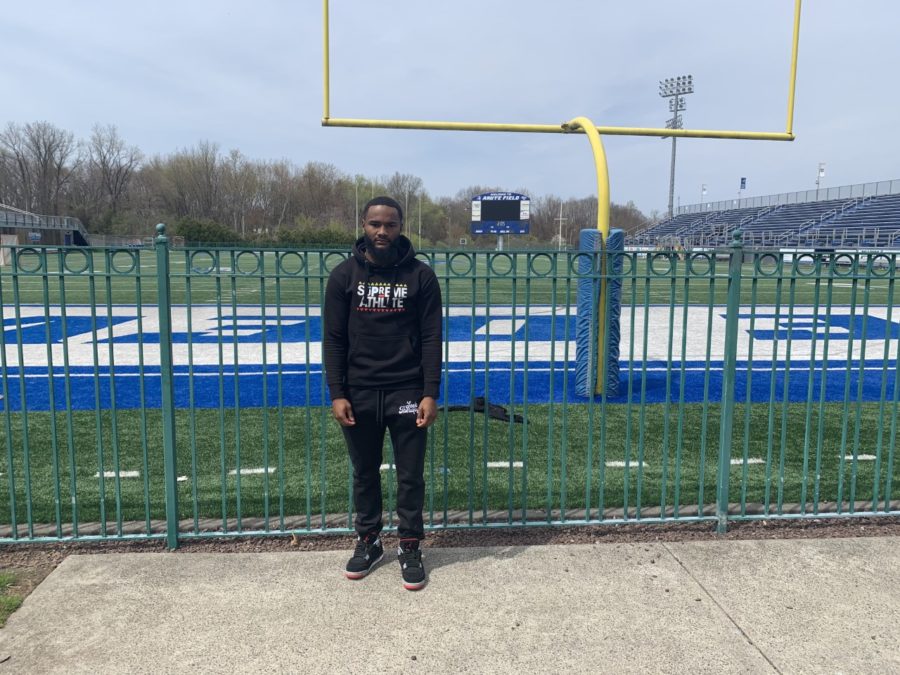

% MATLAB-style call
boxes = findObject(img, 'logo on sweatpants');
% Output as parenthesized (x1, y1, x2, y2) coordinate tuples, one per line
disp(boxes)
(398, 401, 418, 415)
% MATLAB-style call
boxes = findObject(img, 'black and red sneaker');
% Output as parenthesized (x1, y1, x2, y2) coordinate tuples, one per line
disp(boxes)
(398, 538, 426, 590)
(345, 533, 384, 579)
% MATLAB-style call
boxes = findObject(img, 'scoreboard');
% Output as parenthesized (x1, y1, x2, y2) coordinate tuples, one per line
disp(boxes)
(471, 192, 530, 235)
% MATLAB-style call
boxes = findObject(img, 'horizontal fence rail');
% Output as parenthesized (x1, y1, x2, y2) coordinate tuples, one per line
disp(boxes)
(0, 231, 897, 546)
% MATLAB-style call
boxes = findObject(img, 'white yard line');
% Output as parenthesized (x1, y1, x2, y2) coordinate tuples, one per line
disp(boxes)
(844, 454, 877, 461)
(383, 463, 507, 471)
(228, 467, 275, 475)
(805, 281, 888, 286)
(604, 459, 763, 468)
(94, 470, 139, 478)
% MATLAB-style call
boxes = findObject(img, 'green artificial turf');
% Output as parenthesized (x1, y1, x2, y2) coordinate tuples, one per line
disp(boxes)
(0, 402, 895, 530)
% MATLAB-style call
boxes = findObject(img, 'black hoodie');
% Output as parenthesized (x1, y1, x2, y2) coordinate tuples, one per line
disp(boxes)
(323, 235, 442, 401)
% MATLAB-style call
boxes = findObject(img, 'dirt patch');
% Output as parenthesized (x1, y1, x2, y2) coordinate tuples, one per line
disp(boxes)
(1, 515, 898, 615)
(1, 566, 53, 604)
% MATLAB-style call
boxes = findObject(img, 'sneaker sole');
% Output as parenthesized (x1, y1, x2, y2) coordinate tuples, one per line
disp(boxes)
(403, 578, 427, 591)
(344, 551, 384, 579)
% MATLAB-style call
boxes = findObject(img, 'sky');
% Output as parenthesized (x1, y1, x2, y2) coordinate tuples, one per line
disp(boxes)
(3, 1, 898, 218)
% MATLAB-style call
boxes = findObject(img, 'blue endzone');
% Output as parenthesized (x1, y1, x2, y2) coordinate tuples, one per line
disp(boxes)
(2, 359, 895, 411)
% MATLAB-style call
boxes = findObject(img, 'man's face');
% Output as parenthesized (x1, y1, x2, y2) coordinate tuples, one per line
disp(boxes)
(362, 205, 402, 258)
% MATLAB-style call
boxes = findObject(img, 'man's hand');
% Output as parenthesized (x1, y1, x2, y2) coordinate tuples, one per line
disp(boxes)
(416, 396, 438, 428)
(332, 398, 355, 427)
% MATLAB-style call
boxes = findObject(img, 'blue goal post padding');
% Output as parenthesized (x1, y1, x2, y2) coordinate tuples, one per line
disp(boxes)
(575, 228, 624, 397)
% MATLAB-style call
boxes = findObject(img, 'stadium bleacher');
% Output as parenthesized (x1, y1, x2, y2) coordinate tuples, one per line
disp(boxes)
(807, 192, 900, 248)
(633, 182, 900, 250)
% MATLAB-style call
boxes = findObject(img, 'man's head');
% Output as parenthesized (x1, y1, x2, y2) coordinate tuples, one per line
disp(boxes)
(361, 196, 404, 264)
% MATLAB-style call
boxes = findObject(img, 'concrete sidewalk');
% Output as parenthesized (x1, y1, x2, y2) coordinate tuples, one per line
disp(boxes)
(0, 537, 898, 674)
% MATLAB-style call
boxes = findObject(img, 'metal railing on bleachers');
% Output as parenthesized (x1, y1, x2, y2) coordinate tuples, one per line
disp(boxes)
(631, 185, 900, 251)
(0, 208, 91, 244)
(677, 178, 900, 215)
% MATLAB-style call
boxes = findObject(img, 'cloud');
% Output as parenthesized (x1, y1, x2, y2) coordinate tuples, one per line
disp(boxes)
(2, 0, 898, 214)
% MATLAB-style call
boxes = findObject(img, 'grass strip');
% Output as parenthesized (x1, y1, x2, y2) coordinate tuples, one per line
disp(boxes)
(0, 402, 896, 527)
(0, 572, 23, 627)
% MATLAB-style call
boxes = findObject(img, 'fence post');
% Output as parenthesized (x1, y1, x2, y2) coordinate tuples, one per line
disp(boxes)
(716, 228, 744, 534)
(155, 224, 180, 549)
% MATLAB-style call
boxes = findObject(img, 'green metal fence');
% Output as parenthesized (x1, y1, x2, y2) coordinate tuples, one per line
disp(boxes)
(0, 226, 897, 547)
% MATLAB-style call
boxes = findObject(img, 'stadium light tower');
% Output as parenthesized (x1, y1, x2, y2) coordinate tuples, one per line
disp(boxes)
(659, 75, 694, 218)
(815, 161, 826, 200)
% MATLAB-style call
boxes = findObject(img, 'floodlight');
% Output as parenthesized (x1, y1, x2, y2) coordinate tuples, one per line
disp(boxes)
(660, 74, 695, 217)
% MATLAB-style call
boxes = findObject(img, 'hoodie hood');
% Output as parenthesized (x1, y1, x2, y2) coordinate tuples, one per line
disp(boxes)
(352, 234, 416, 269)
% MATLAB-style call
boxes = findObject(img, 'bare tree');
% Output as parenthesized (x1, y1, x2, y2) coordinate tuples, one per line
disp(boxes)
(88, 124, 142, 214)
(132, 155, 180, 222)
(6, 121, 81, 215)
(610, 201, 650, 233)
(1, 121, 81, 215)
(0, 123, 32, 209)
(296, 161, 343, 227)
(152, 141, 223, 221)
(383, 172, 424, 220)
(0, 152, 17, 206)
(184, 141, 221, 218)
(3, 118, 652, 244)
(262, 160, 296, 229)
(221, 149, 265, 237)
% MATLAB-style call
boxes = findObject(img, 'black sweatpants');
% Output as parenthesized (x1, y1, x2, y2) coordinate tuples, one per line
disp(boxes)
(342, 387, 427, 540)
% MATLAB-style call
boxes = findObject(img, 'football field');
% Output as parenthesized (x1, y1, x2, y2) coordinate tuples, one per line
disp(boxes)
(1, 302, 897, 411)
(0, 247, 897, 532)
(2, 248, 897, 411)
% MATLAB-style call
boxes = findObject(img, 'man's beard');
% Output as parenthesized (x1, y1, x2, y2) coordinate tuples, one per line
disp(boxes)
(364, 234, 400, 265)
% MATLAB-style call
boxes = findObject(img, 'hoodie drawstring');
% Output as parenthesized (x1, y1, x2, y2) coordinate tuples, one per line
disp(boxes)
(385, 267, 399, 308)
(362, 260, 372, 308)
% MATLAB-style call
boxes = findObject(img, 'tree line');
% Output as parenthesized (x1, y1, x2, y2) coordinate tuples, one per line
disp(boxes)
(0, 121, 652, 247)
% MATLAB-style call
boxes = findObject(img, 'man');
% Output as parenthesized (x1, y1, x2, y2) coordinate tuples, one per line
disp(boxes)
(323, 196, 442, 591)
